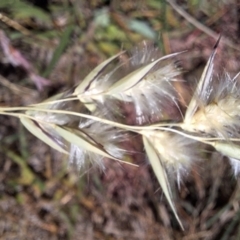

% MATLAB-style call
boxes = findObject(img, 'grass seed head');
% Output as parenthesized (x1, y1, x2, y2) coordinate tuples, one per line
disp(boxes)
(24, 94, 127, 170)
(143, 130, 202, 184)
(75, 43, 182, 123)
(68, 118, 127, 170)
(184, 72, 240, 138)
(106, 44, 182, 124)
(123, 62, 182, 124)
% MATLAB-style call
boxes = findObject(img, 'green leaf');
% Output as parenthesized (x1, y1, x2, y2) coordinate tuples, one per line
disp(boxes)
(106, 25, 127, 41)
(43, 25, 74, 78)
(20, 116, 68, 154)
(12, 2, 51, 23)
(143, 135, 184, 230)
(128, 19, 156, 39)
(0, 0, 13, 8)
(14, 7, 50, 22)
(5, 149, 35, 185)
(94, 8, 110, 27)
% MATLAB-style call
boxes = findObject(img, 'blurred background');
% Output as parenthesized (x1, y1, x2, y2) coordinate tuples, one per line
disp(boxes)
(0, 0, 240, 239)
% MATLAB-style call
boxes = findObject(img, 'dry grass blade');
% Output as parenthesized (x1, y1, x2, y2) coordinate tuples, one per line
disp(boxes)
(0, 75, 37, 96)
(0, 13, 31, 35)
(166, 0, 239, 51)
(142, 135, 184, 230)
(20, 116, 68, 154)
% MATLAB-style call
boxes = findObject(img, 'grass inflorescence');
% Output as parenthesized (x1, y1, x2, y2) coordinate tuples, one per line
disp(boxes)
(1, 37, 240, 230)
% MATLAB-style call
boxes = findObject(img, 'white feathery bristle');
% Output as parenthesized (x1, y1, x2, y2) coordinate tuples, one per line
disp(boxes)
(124, 62, 181, 124)
(79, 119, 126, 158)
(130, 42, 160, 66)
(145, 130, 201, 185)
(229, 157, 240, 176)
(184, 72, 240, 138)
(104, 44, 182, 124)
(68, 118, 126, 170)
(69, 143, 105, 170)
(76, 52, 127, 111)
(77, 43, 182, 123)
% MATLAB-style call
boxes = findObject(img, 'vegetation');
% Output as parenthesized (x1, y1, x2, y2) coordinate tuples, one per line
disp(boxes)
(0, 0, 240, 239)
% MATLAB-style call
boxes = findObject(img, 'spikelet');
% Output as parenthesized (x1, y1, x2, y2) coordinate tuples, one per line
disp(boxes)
(183, 39, 217, 134)
(142, 130, 200, 230)
(22, 112, 130, 170)
(105, 45, 183, 124)
(142, 130, 201, 185)
(181, 37, 240, 175)
(69, 118, 127, 170)
(73, 52, 125, 112)
(74, 43, 183, 124)
(22, 91, 130, 170)
(183, 37, 240, 138)
(183, 71, 240, 138)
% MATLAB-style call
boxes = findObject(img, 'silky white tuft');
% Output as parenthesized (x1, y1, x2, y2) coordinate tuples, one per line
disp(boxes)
(74, 43, 182, 124)
(68, 118, 127, 170)
(183, 72, 240, 138)
(229, 157, 240, 176)
(105, 45, 182, 124)
(69, 143, 105, 170)
(142, 130, 202, 185)
(117, 62, 181, 124)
